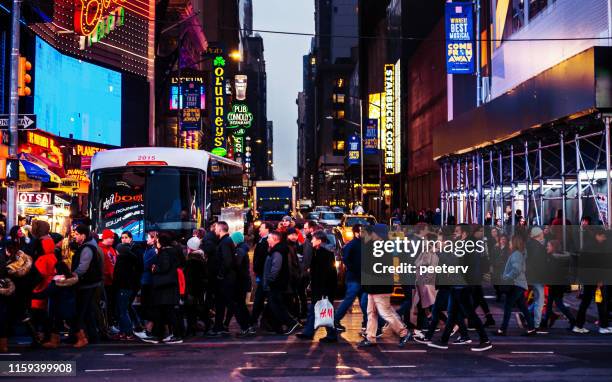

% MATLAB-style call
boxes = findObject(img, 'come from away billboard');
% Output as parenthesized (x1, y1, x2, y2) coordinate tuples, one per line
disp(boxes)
(445, 2, 474, 74)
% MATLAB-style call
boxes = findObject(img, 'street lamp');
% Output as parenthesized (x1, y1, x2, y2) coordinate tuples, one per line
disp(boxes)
(325, 98, 364, 207)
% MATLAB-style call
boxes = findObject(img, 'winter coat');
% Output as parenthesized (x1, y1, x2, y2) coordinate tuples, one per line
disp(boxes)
(263, 242, 289, 292)
(184, 249, 207, 304)
(342, 237, 362, 284)
(31, 238, 57, 310)
(253, 235, 269, 279)
(216, 234, 236, 284)
(99, 243, 117, 286)
(526, 238, 549, 284)
(235, 242, 251, 294)
(113, 244, 142, 291)
(309, 246, 337, 299)
(71, 238, 103, 289)
(141, 246, 156, 285)
(151, 246, 180, 306)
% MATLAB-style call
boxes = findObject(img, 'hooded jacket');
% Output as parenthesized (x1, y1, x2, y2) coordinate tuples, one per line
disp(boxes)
(263, 242, 289, 292)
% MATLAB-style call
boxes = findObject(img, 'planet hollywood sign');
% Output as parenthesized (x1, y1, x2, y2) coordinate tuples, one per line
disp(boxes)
(75, 0, 126, 50)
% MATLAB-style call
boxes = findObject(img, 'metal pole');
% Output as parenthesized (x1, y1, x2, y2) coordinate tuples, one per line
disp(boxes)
(450, 161, 455, 219)
(359, 99, 364, 207)
(478, 152, 485, 224)
(524, 141, 530, 225)
(499, 150, 503, 227)
(475, 0, 482, 106)
(489, 150, 494, 225)
(7, 0, 22, 230)
(560, 132, 567, 249)
(538, 140, 544, 225)
(605, 116, 612, 228)
(576, 133, 583, 224)
(510, 145, 515, 226)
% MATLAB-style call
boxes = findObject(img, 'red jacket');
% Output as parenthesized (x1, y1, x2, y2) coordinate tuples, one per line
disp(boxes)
(99, 243, 117, 286)
(31, 238, 57, 310)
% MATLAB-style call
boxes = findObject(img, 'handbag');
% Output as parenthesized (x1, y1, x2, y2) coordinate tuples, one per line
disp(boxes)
(314, 296, 334, 329)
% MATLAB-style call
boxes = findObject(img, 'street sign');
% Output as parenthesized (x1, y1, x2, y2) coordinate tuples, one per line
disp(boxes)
(0, 114, 37, 130)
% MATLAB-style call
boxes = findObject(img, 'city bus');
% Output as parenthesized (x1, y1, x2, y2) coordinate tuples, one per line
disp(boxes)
(89, 147, 243, 242)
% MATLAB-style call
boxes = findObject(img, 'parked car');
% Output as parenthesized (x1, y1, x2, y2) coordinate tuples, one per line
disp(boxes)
(306, 211, 321, 222)
(313, 205, 331, 212)
(318, 212, 343, 228)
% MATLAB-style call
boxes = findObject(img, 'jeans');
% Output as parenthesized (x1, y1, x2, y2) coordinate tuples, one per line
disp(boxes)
(366, 294, 407, 343)
(302, 294, 337, 339)
(334, 281, 366, 324)
(116, 289, 134, 335)
(529, 284, 545, 327)
(576, 285, 609, 328)
(501, 286, 535, 332)
(440, 288, 489, 344)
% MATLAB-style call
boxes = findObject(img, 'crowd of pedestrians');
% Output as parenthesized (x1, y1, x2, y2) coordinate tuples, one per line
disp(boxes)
(0, 212, 610, 354)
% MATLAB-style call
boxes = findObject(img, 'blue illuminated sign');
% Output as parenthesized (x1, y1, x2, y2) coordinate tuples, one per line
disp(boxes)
(445, 2, 474, 74)
(364, 119, 378, 155)
(34, 37, 122, 146)
(347, 135, 360, 166)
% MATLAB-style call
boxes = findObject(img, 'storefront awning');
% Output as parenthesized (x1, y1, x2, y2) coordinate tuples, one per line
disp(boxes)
(19, 159, 61, 184)
(19, 152, 65, 178)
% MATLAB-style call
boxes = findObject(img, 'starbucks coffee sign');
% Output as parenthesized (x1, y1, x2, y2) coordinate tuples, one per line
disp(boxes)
(227, 104, 253, 129)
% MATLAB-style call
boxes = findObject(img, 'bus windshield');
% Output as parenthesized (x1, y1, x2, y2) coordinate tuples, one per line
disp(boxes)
(91, 167, 204, 241)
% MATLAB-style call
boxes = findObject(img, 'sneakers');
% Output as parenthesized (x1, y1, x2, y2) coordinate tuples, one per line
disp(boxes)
(494, 329, 506, 336)
(413, 335, 432, 344)
(535, 326, 549, 334)
(134, 330, 153, 340)
(247, 326, 257, 335)
(470, 340, 493, 352)
(449, 325, 459, 338)
(162, 335, 183, 344)
(283, 322, 302, 336)
(523, 329, 536, 336)
(452, 337, 472, 345)
(335, 323, 346, 332)
(140, 337, 160, 344)
(398, 334, 411, 348)
(572, 326, 589, 334)
(237, 329, 255, 338)
(357, 339, 375, 348)
(360, 327, 383, 339)
(427, 341, 449, 350)
(598, 327, 612, 334)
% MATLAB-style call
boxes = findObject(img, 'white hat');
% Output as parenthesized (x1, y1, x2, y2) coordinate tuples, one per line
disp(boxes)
(530, 227, 543, 238)
(187, 237, 201, 251)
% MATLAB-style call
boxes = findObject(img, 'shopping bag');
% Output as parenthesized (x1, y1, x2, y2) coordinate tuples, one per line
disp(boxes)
(314, 296, 334, 329)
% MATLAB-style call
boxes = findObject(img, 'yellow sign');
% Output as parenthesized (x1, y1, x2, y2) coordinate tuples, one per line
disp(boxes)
(66, 169, 90, 182)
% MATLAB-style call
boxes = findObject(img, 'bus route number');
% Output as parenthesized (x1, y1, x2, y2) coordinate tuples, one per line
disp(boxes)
(138, 155, 156, 161)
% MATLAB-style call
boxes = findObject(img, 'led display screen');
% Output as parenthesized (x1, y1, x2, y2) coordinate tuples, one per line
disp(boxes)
(34, 36, 122, 146)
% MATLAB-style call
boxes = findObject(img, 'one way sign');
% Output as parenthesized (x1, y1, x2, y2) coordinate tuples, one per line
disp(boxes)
(0, 114, 37, 130)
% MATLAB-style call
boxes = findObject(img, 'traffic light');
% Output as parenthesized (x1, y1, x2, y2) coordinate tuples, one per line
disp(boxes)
(18, 56, 32, 97)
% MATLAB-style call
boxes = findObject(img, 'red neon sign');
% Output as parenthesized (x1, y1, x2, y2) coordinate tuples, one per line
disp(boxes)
(74, 0, 126, 36)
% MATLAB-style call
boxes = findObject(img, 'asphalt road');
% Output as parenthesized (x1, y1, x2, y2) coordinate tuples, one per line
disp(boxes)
(2, 301, 612, 382)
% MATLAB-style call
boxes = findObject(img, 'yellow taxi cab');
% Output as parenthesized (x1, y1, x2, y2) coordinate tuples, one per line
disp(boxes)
(335, 214, 377, 244)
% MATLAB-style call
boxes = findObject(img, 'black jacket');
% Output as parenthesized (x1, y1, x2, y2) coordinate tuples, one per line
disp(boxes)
(264, 242, 289, 292)
(151, 246, 180, 306)
(310, 246, 337, 299)
(216, 234, 236, 284)
(184, 250, 207, 303)
(235, 242, 251, 294)
(526, 238, 549, 284)
(253, 235, 269, 279)
(113, 244, 142, 291)
(71, 240, 103, 288)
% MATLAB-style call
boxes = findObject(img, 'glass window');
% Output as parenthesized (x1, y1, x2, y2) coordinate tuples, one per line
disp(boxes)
(529, 0, 548, 20)
(145, 168, 201, 234)
(345, 216, 376, 226)
(93, 168, 146, 241)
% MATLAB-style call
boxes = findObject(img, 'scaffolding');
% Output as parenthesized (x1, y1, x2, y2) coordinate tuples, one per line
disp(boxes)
(439, 114, 612, 229)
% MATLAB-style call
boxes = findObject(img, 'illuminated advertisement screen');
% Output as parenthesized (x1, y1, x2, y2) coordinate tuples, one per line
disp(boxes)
(169, 85, 206, 110)
(34, 36, 122, 146)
